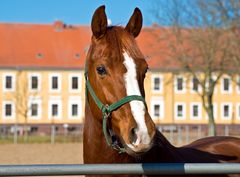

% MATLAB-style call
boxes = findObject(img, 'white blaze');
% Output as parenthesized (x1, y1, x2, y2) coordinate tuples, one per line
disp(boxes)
(123, 52, 151, 146)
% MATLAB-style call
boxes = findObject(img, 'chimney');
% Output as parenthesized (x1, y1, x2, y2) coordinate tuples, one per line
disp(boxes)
(53, 20, 66, 32)
(152, 23, 159, 28)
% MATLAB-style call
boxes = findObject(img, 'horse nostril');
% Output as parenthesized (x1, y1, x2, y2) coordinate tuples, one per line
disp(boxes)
(129, 128, 138, 145)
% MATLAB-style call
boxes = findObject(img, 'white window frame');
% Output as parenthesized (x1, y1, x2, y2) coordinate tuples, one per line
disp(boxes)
(151, 74, 163, 93)
(174, 102, 186, 120)
(3, 73, 16, 92)
(68, 97, 82, 119)
(174, 75, 186, 94)
(150, 97, 164, 121)
(221, 76, 232, 94)
(28, 73, 41, 92)
(28, 97, 42, 120)
(48, 97, 62, 120)
(236, 103, 240, 120)
(69, 73, 81, 93)
(190, 102, 202, 120)
(221, 102, 232, 120)
(49, 73, 61, 92)
(2, 101, 15, 119)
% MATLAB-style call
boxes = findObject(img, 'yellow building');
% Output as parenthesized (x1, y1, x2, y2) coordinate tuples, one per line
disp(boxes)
(145, 72, 240, 125)
(0, 69, 85, 125)
(0, 22, 239, 133)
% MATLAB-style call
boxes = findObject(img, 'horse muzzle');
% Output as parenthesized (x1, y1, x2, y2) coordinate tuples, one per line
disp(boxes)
(125, 128, 156, 156)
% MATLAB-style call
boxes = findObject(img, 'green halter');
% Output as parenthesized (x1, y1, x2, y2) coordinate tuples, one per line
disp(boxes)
(85, 65, 147, 153)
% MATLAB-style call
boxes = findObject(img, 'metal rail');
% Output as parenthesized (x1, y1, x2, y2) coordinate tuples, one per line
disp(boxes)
(0, 163, 240, 176)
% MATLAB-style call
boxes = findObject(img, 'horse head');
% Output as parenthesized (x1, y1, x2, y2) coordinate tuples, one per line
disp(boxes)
(85, 5, 156, 156)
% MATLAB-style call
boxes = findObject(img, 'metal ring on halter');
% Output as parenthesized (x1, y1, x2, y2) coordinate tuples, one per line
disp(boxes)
(102, 104, 111, 118)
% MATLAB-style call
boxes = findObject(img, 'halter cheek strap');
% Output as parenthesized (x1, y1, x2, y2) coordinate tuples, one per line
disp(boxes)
(85, 68, 147, 153)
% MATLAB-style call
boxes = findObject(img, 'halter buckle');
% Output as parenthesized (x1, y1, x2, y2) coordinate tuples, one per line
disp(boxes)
(103, 104, 111, 118)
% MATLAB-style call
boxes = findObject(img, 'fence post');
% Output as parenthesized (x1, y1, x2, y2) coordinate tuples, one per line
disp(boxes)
(51, 125, 56, 144)
(185, 125, 189, 144)
(13, 124, 18, 144)
(177, 125, 182, 145)
(170, 126, 174, 143)
(224, 125, 229, 136)
(197, 125, 201, 139)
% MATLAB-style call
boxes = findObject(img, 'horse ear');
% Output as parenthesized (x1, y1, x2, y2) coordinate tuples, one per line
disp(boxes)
(91, 5, 108, 39)
(125, 8, 143, 38)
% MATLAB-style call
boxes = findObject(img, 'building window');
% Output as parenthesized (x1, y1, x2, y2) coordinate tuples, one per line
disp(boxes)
(52, 77, 58, 89)
(150, 98, 164, 121)
(6, 76, 12, 89)
(28, 98, 42, 119)
(192, 77, 199, 92)
(223, 78, 229, 91)
(5, 104, 12, 117)
(221, 103, 232, 120)
(52, 104, 58, 116)
(31, 103, 38, 116)
(49, 74, 61, 92)
(32, 76, 38, 89)
(48, 98, 62, 119)
(175, 103, 186, 120)
(190, 103, 202, 120)
(177, 78, 183, 91)
(69, 74, 81, 92)
(72, 77, 78, 89)
(154, 105, 160, 117)
(3, 74, 15, 92)
(151, 75, 163, 93)
(29, 73, 41, 91)
(154, 78, 160, 90)
(71, 104, 78, 116)
(2, 101, 15, 119)
(221, 76, 232, 93)
(193, 106, 198, 116)
(175, 76, 185, 93)
(68, 97, 82, 119)
(177, 105, 183, 117)
(224, 105, 229, 117)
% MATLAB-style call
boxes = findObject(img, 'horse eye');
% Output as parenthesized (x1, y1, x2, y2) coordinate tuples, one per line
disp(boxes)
(96, 65, 107, 75)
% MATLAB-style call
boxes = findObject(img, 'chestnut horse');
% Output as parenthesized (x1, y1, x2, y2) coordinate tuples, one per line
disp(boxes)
(83, 5, 240, 177)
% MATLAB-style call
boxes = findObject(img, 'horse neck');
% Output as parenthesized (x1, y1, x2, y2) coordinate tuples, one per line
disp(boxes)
(143, 130, 183, 163)
(83, 102, 135, 163)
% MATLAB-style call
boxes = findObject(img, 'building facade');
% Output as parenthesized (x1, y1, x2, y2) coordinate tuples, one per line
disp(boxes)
(0, 22, 239, 133)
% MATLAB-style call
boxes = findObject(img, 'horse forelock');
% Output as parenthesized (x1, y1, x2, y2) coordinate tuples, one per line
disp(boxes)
(88, 26, 144, 64)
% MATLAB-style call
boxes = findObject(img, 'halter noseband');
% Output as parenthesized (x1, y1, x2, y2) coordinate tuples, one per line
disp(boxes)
(85, 67, 147, 153)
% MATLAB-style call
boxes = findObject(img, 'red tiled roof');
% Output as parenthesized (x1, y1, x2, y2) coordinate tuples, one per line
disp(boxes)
(137, 27, 182, 70)
(0, 22, 179, 70)
(0, 22, 90, 69)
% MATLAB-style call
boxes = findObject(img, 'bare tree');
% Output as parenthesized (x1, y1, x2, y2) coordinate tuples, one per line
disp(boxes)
(13, 70, 38, 142)
(209, 0, 240, 84)
(150, 0, 235, 136)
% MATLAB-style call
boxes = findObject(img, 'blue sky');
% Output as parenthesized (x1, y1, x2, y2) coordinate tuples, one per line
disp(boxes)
(0, 0, 154, 26)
